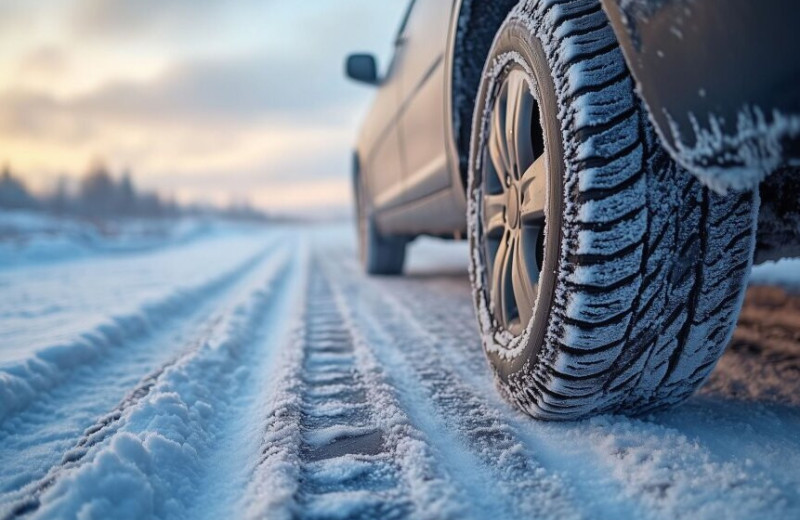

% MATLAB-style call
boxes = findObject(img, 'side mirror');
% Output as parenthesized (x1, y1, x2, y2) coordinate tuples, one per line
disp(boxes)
(345, 54, 379, 85)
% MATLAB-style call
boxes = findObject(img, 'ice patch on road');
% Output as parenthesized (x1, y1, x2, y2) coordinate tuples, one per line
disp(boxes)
(405, 237, 469, 276)
(304, 426, 379, 449)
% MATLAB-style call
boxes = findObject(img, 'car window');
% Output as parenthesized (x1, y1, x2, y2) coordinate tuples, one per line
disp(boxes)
(383, 0, 417, 77)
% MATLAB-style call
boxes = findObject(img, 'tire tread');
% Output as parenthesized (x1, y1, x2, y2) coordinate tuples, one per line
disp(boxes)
(469, 0, 756, 419)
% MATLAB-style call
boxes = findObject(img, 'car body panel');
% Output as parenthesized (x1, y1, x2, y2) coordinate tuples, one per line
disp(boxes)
(355, 0, 468, 237)
(357, 56, 405, 215)
(398, 0, 451, 207)
(601, 0, 800, 191)
(353, 0, 800, 255)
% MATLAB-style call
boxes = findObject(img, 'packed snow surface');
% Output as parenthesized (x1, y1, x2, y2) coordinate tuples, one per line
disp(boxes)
(0, 218, 798, 519)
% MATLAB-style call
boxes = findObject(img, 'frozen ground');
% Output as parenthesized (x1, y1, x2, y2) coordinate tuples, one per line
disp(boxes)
(0, 219, 798, 519)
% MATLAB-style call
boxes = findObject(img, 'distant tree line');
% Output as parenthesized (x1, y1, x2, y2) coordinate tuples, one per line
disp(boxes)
(0, 163, 268, 221)
(0, 166, 38, 211)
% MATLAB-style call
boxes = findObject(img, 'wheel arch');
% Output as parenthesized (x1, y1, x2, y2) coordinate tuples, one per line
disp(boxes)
(445, 0, 527, 193)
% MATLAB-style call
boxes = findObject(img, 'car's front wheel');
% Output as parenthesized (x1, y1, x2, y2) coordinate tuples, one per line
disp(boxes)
(467, 0, 758, 419)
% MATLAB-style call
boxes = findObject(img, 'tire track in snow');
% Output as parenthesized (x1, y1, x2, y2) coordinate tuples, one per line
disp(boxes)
(185, 242, 309, 520)
(296, 272, 410, 519)
(0, 311, 222, 499)
(351, 249, 800, 520)
(322, 253, 584, 520)
(0, 232, 286, 425)
(245, 259, 466, 520)
(356, 262, 646, 520)
(2, 225, 798, 519)
(0, 238, 290, 498)
(1, 244, 295, 519)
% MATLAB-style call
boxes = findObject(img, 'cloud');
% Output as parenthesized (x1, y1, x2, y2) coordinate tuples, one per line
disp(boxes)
(0, 0, 411, 211)
(0, 2, 33, 32)
(15, 46, 71, 84)
(0, 45, 363, 141)
(0, 46, 364, 211)
(71, 0, 233, 38)
(75, 51, 358, 125)
(0, 49, 360, 210)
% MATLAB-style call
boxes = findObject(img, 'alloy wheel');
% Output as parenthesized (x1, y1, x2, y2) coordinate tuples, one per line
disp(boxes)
(481, 68, 548, 336)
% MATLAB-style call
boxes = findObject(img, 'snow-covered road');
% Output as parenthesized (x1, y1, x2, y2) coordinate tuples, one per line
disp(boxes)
(1, 224, 798, 519)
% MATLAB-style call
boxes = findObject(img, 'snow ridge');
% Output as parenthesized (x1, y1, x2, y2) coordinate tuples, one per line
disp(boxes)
(1, 246, 295, 519)
(0, 239, 278, 425)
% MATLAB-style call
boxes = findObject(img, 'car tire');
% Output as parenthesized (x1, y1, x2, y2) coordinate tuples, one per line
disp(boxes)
(467, 0, 758, 419)
(355, 172, 406, 276)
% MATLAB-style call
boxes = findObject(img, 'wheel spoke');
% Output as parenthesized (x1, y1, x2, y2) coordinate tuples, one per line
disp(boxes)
(501, 233, 517, 326)
(505, 71, 536, 180)
(520, 154, 547, 221)
(512, 227, 540, 326)
(483, 192, 506, 237)
(490, 230, 514, 325)
(488, 133, 508, 190)
(491, 86, 511, 177)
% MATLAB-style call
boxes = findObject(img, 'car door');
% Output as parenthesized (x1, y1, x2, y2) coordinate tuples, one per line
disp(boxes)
(363, 3, 416, 216)
(396, 0, 454, 204)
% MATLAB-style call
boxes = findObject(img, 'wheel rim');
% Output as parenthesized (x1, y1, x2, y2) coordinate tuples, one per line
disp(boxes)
(481, 68, 548, 336)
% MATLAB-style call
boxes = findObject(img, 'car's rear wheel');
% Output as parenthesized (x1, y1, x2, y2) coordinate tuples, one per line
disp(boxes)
(355, 171, 406, 275)
(467, 1, 758, 419)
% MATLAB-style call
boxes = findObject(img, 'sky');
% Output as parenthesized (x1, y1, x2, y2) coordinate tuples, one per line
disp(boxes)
(0, 0, 409, 213)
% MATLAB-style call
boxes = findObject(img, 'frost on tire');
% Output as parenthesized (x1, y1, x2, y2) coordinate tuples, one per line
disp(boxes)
(467, 0, 758, 419)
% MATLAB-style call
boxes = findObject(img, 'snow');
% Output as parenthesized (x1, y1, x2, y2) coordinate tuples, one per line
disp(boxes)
(750, 258, 800, 290)
(665, 107, 800, 193)
(25, 245, 296, 519)
(0, 221, 798, 519)
(0, 211, 248, 270)
(0, 228, 282, 423)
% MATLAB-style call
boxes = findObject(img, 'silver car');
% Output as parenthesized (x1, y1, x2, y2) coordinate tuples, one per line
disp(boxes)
(345, 0, 800, 419)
